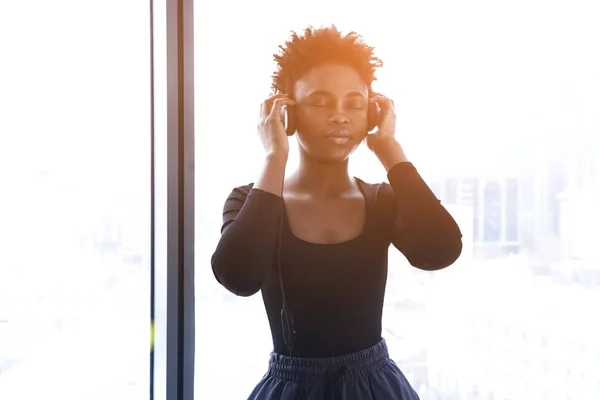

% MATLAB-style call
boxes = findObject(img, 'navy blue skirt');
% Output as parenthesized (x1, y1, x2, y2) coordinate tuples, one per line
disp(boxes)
(248, 339, 420, 399)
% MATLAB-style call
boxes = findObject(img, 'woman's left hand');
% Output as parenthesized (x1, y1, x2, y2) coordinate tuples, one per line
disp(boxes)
(364, 94, 409, 171)
(364, 93, 398, 153)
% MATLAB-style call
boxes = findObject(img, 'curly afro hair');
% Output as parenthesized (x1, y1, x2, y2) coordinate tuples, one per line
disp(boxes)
(271, 25, 383, 95)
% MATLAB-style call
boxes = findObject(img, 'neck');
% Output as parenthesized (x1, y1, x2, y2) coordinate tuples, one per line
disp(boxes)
(290, 152, 355, 197)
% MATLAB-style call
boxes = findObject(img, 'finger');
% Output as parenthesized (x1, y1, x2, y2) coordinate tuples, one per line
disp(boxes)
(369, 94, 391, 104)
(370, 95, 395, 114)
(261, 94, 288, 118)
(268, 97, 296, 120)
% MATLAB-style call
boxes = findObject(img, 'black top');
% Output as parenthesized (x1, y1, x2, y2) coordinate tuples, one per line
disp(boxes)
(211, 162, 463, 358)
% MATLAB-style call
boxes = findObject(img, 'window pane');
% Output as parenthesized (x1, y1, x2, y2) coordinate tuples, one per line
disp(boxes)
(195, 1, 600, 398)
(0, 2, 151, 399)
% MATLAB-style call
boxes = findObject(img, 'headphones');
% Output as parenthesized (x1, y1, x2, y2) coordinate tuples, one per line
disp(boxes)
(280, 98, 382, 136)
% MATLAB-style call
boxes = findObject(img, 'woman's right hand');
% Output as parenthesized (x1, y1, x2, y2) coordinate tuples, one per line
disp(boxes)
(257, 94, 295, 157)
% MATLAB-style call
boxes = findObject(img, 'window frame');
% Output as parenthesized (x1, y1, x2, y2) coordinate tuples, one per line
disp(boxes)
(151, 0, 196, 399)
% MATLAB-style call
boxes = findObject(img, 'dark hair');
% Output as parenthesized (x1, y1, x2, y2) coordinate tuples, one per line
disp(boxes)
(271, 25, 383, 95)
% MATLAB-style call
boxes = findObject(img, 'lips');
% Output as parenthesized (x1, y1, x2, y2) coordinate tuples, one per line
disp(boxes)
(325, 130, 352, 143)
(328, 136, 350, 145)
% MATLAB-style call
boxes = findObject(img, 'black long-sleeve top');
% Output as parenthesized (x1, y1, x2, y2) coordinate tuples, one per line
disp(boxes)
(211, 162, 463, 358)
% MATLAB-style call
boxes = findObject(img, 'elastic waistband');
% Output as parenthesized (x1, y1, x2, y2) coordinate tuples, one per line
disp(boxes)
(266, 338, 391, 383)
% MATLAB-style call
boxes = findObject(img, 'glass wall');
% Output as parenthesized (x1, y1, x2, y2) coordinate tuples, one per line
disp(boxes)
(0, 1, 151, 399)
(194, 0, 600, 399)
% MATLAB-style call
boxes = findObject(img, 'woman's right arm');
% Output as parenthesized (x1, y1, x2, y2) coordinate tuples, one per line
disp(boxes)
(211, 154, 287, 297)
(211, 94, 293, 297)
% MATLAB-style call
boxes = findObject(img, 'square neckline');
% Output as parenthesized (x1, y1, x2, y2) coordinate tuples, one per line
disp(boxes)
(280, 177, 370, 246)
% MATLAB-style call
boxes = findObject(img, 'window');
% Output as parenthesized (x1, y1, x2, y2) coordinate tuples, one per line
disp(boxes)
(505, 178, 519, 242)
(0, 1, 151, 399)
(446, 178, 459, 204)
(193, 0, 600, 398)
(483, 181, 502, 243)
(469, 178, 481, 242)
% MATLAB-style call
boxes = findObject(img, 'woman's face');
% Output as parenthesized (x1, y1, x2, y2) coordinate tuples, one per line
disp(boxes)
(292, 64, 370, 164)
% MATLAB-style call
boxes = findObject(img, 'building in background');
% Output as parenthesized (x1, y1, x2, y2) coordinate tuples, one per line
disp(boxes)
(430, 175, 525, 259)
(428, 137, 600, 267)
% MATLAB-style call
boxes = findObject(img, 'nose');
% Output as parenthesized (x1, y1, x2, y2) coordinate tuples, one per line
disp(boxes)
(329, 102, 349, 125)
(329, 114, 349, 125)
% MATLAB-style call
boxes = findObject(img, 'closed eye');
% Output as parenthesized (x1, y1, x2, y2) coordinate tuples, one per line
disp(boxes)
(348, 101, 367, 110)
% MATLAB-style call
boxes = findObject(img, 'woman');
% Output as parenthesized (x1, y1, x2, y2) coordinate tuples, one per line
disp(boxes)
(211, 25, 463, 400)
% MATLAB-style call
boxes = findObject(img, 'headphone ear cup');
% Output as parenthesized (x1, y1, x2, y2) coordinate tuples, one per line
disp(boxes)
(367, 102, 379, 132)
(281, 105, 297, 136)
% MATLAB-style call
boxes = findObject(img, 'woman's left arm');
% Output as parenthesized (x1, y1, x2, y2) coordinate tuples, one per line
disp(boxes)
(366, 94, 463, 270)
(382, 160, 463, 270)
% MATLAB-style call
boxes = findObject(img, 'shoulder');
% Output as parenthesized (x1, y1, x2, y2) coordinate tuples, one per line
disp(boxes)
(355, 176, 397, 221)
(227, 182, 255, 199)
(219, 183, 255, 226)
(223, 181, 284, 206)
(353, 178, 396, 238)
(355, 177, 394, 204)
(221, 182, 255, 209)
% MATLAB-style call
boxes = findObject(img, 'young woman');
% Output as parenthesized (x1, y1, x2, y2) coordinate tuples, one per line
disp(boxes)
(211, 25, 463, 400)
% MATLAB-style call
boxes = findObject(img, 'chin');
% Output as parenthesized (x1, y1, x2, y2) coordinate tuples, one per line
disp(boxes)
(300, 140, 361, 165)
